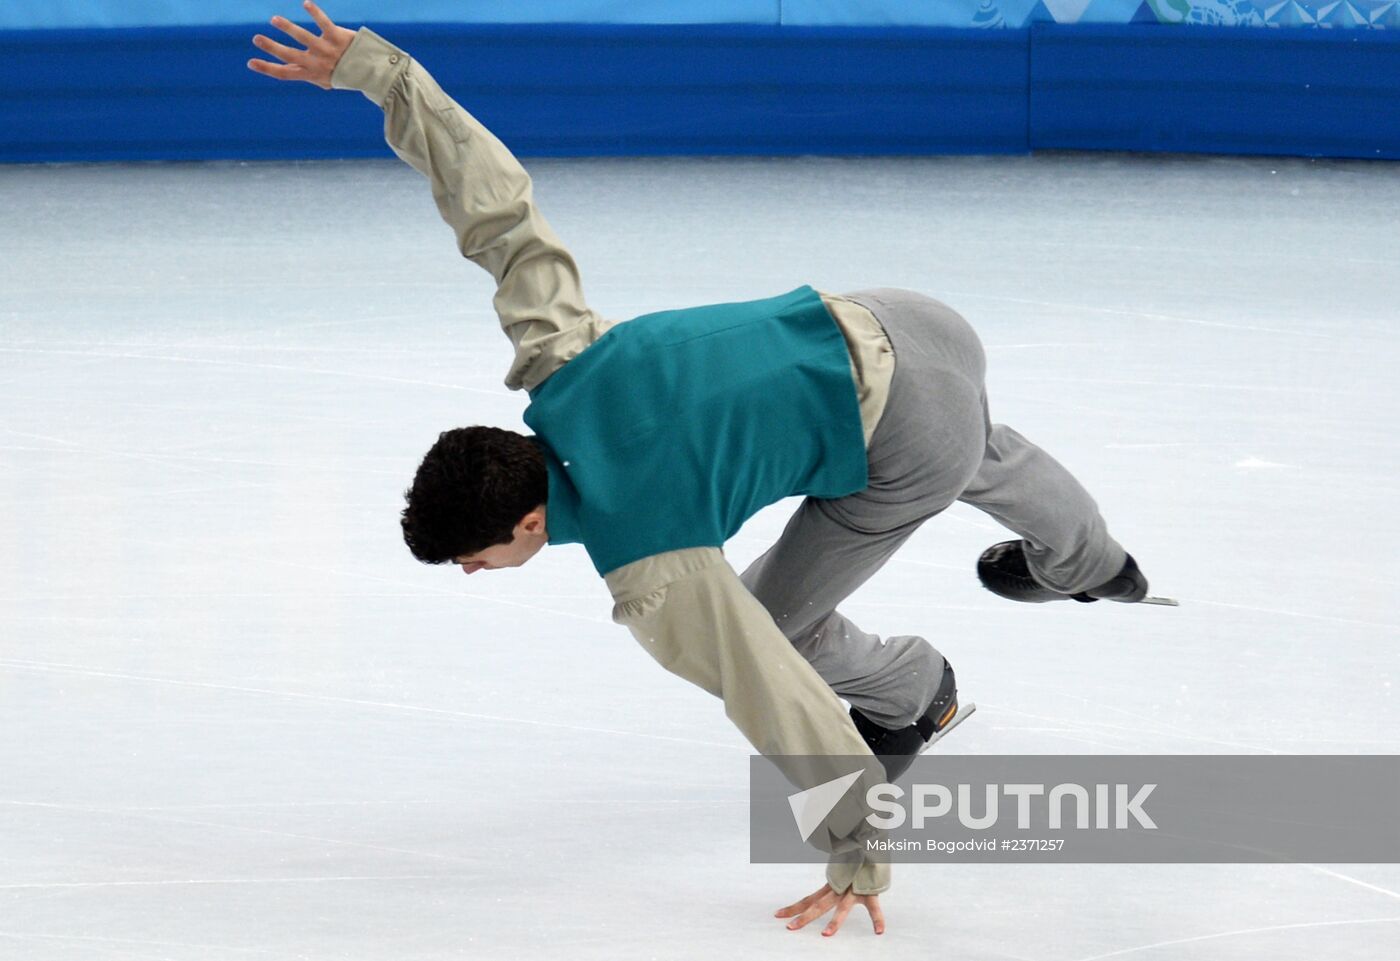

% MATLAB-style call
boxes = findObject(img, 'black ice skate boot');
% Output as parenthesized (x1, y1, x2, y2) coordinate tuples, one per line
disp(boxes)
(976, 539, 1149, 604)
(849, 660, 960, 782)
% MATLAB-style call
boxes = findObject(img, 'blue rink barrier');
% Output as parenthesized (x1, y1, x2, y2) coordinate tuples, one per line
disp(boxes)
(1030, 24, 1400, 160)
(1, 23, 1397, 163)
(0, 24, 1027, 161)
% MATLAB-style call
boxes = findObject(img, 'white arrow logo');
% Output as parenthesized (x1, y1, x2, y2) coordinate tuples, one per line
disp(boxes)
(787, 770, 866, 842)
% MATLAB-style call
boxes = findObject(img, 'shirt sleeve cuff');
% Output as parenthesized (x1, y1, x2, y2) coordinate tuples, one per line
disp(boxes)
(826, 857, 891, 896)
(331, 27, 410, 106)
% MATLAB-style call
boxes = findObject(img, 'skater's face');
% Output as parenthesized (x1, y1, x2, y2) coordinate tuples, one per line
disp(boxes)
(452, 507, 548, 575)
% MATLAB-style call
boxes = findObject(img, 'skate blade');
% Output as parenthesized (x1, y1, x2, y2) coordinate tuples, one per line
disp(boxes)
(1141, 595, 1179, 607)
(923, 701, 977, 750)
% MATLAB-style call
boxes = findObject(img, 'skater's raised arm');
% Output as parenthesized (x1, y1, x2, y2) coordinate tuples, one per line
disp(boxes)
(249, 2, 609, 391)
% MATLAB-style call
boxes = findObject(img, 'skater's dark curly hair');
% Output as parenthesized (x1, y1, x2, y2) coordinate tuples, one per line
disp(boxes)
(400, 426, 547, 564)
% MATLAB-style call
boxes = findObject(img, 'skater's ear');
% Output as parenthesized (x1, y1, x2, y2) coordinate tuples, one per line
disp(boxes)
(518, 505, 547, 536)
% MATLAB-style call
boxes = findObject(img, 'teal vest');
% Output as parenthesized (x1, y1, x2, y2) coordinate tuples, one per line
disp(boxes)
(522, 286, 868, 575)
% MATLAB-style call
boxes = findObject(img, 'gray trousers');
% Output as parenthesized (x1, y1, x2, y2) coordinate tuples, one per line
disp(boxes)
(739, 289, 1126, 729)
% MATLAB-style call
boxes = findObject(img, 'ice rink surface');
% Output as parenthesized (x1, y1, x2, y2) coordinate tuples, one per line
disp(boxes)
(2, 151, 1398, 960)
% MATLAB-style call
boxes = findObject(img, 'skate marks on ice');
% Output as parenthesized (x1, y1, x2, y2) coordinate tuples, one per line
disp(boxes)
(1068, 915, 1400, 961)
(0, 656, 741, 753)
(4, 154, 1399, 959)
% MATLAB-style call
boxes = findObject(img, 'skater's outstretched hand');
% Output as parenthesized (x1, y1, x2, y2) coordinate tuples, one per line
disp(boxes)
(775, 882, 885, 937)
(247, 1, 356, 89)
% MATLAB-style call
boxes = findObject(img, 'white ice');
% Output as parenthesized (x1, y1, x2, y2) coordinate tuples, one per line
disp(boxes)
(1, 152, 1398, 960)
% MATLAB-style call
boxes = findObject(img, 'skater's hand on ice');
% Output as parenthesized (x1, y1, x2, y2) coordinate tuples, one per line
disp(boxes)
(774, 882, 885, 937)
(247, 2, 356, 89)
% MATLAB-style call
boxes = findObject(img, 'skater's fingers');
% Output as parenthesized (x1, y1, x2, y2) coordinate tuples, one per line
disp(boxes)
(270, 15, 318, 49)
(304, 0, 337, 34)
(773, 884, 829, 918)
(822, 895, 856, 937)
(785, 893, 836, 931)
(784, 902, 820, 930)
(247, 57, 308, 82)
(252, 34, 307, 66)
(864, 896, 886, 935)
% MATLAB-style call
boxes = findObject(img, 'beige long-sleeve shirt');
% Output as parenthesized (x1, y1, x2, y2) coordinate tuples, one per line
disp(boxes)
(333, 28, 896, 894)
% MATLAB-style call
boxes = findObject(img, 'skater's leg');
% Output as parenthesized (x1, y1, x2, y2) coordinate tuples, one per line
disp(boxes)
(958, 397, 1127, 594)
(740, 502, 947, 729)
(840, 288, 1128, 595)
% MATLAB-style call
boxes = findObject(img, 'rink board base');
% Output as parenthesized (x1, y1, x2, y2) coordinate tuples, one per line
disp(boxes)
(2, 23, 1398, 162)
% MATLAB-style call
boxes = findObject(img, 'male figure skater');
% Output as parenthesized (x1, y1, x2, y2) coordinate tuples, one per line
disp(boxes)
(250, 3, 1150, 937)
